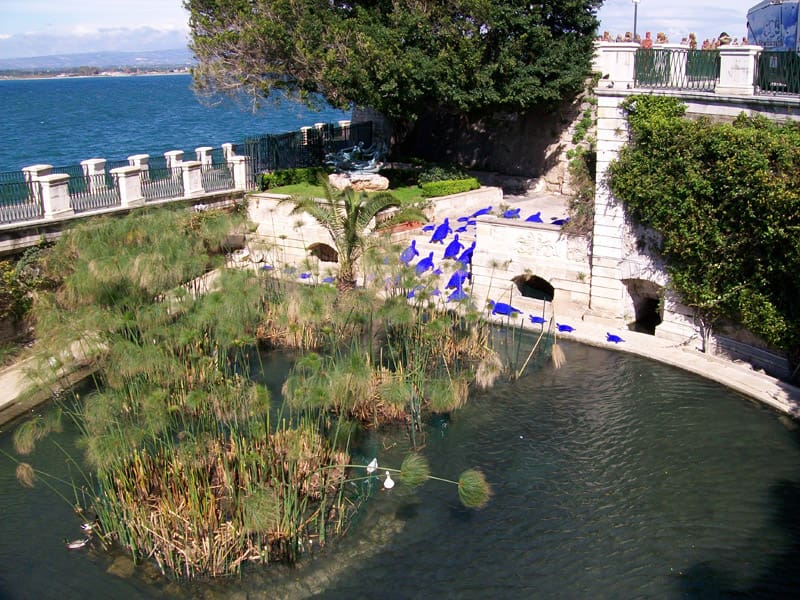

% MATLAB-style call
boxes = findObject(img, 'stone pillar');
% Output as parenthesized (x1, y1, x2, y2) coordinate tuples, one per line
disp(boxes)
(230, 156, 250, 191)
(181, 160, 204, 196)
(22, 164, 53, 203)
(716, 45, 761, 96)
(221, 143, 235, 163)
(128, 154, 150, 180)
(195, 146, 213, 167)
(592, 42, 638, 90)
(589, 91, 630, 320)
(111, 165, 144, 208)
(39, 173, 74, 219)
(337, 120, 351, 140)
(164, 150, 184, 169)
(300, 126, 312, 145)
(80, 158, 107, 193)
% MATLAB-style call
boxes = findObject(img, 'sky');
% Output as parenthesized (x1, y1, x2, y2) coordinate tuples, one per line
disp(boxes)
(0, 0, 761, 60)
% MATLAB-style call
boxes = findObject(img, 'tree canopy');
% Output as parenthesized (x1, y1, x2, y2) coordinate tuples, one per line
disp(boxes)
(607, 96, 800, 376)
(186, 0, 601, 123)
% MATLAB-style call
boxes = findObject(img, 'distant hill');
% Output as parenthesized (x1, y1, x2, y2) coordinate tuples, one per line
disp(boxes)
(0, 48, 194, 72)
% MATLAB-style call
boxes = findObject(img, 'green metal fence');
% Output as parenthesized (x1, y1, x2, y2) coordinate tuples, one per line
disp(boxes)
(635, 48, 720, 92)
(0, 181, 42, 224)
(755, 51, 800, 95)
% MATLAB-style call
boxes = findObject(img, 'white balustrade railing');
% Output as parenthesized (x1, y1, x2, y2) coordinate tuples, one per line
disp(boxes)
(593, 41, 762, 96)
(1, 144, 254, 226)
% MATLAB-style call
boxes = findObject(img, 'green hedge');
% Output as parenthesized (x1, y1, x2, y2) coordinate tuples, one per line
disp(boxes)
(418, 164, 469, 184)
(260, 167, 330, 190)
(420, 177, 480, 198)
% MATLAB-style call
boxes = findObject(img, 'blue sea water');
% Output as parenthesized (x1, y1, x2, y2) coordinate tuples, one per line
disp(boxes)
(0, 73, 350, 172)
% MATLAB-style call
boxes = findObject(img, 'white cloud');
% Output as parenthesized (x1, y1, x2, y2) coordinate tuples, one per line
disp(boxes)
(598, 0, 755, 44)
(0, 27, 189, 60)
(0, 0, 189, 35)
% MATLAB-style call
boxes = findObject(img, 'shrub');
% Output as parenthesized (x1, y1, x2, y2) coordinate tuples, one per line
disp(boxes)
(260, 167, 330, 190)
(420, 178, 480, 198)
(417, 164, 469, 184)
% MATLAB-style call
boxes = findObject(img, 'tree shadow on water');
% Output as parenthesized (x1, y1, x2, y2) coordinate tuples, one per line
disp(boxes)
(679, 479, 800, 599)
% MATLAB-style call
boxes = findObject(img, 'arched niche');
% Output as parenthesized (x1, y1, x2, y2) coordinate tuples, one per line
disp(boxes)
(308, 243, 338, 263)
(622, 278, 663, 335)
(512, 274, 555, 302)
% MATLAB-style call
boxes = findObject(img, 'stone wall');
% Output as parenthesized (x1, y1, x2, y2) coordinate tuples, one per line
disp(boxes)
(245, 193, 341, 276)
(394, 90, 595, 193)
(469, 218, 592, 322)
(591, 42, 798, 375)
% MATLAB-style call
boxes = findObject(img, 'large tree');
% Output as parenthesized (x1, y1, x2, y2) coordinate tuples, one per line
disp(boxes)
(186, 0, 601, 127)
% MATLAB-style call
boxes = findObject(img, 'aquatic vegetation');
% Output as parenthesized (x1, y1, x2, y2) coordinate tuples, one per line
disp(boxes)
(7, 203, 539, 581)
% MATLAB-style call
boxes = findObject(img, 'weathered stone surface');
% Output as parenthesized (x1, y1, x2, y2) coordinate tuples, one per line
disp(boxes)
(328, 172, 390, 192)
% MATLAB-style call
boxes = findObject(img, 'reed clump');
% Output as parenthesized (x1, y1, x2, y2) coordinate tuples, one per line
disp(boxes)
(18, 207, 360, 578)
(13, 206, 513, 580)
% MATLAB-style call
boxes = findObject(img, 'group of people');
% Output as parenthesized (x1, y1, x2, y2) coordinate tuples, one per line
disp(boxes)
(597, 30, 745, 49)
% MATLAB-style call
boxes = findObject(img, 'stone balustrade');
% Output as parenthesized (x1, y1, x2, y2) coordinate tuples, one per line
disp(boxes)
(593, 41, 763, 96)
(2, 144, 255, 229)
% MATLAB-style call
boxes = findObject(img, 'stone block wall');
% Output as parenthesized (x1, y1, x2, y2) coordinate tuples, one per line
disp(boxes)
(469, 218, 591, 322)
(246, 193, 341, 277)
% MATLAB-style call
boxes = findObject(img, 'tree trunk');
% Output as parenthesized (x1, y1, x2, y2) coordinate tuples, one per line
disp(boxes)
(336, 262, 356, 294)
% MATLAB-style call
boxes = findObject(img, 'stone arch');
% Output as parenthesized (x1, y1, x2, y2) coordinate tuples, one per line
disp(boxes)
(308, 243, 338, 263)
(512, 274, 555, 302)
(622, 278, 663, 334)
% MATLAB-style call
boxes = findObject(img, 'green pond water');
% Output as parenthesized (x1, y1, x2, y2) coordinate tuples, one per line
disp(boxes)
(2, 341, 800, 599)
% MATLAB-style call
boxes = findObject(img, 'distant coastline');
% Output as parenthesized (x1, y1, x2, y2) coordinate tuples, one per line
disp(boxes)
(0, 66, 191, 81)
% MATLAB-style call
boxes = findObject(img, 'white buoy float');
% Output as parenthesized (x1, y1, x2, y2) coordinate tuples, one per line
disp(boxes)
(366, 458, 378, 474)
(383, 471, 395, 490)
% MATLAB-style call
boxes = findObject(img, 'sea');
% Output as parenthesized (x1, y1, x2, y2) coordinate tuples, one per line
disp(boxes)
(0, 73, 350, 173)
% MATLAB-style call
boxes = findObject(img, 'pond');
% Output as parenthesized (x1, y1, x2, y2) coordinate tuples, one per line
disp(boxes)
(1, 341, 799, 599)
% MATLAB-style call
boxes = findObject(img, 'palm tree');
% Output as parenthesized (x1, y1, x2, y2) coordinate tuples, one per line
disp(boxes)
(280, 181, 427, 293)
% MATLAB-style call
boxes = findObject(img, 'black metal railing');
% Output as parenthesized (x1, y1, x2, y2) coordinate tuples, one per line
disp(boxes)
(635, 48, 720, 92)
(755, 51, 800, 95)
(201, 162, 234, 193)
(142, 167, 183, 201)
(70, 172, 121, 212)
(243, 121, 372, 174)
(0, 180, 42, 224)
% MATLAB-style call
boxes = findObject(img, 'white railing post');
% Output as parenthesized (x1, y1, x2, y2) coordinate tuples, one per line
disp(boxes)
(111, 165, 144, 208)
(80, 158, 107, 193)
(593, 42, 638, 89)
(337, 120, 351, 141)
(230, 156, 250, 191)
(181, 161, 204, 196)
(22, 164, 53, 203)
(716, 45, 762, 96)
(195, 146, 213, 167)
(221, 143, 235, 163)
(128, 153, 150, 181)
(164, 150, 184, 170)
(39, 173, 74, 219)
